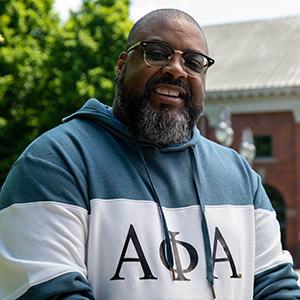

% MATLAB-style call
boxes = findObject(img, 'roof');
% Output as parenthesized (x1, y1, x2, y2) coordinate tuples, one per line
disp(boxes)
(203, 16, 300, 98)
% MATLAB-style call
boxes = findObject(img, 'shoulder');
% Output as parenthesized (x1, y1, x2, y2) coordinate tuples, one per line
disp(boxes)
(195, 134, 266, 206)
(197, 134, 248, 170)
(21, 117, 101, 162)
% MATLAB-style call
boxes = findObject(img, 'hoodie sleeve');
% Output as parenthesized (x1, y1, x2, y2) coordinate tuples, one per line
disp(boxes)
(0, 131, 95, 299)
(252, 174, 300, 299)
(18, 273, 95, 300)
(254, 263, 300, 299)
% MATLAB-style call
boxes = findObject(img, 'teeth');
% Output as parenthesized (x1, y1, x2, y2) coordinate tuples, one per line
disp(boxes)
(155, 88, 180, 97)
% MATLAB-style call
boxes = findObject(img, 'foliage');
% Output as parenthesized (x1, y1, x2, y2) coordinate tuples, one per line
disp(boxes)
(0, 0, 59, 182)
(0, 0, 132, 184)
(42, 0, 132, 127)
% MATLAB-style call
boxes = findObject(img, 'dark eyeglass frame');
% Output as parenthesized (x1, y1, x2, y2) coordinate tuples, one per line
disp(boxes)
(126, 40, 215, 78)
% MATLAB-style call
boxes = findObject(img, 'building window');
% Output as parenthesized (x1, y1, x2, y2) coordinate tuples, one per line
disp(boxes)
(254, 135, 272, 158)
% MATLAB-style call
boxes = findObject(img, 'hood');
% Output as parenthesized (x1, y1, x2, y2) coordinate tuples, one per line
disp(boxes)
(62, 98, 202, 152)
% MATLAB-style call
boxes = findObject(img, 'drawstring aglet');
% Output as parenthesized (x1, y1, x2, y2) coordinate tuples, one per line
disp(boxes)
(171, 267, 176, 280)
(211, 285, 216, 299)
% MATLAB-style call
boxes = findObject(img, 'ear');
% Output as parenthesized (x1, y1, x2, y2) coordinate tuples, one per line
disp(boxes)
(116, 52, 128, 76)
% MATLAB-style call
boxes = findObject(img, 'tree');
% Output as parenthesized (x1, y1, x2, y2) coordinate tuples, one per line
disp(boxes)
(39, 0, 132, 128)
(0, 0, 61, 183)
(0, 0, 132, 184)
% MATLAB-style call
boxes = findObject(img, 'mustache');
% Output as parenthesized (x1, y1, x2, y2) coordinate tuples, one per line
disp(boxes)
(146, 75, 192, 102)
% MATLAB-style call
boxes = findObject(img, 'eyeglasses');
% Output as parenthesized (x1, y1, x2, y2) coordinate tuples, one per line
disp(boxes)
(126, 40, 215, 78)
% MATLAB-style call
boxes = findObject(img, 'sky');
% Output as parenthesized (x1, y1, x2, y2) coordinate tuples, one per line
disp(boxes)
(54, 0, 300, 26)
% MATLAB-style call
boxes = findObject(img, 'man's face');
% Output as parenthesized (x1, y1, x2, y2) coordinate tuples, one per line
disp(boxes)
(114, 17, 209, 145)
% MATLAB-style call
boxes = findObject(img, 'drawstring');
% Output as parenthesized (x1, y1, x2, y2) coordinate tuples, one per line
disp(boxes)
(189, 146, 216, 299)
(136, 143, 216, 298)
(136, 145, 175, 278)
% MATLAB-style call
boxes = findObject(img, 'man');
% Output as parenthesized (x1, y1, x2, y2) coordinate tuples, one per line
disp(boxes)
(0, 8, 299, 300)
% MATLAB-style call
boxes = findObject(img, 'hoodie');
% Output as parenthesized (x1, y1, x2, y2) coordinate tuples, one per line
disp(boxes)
(0, 98, 299, 300)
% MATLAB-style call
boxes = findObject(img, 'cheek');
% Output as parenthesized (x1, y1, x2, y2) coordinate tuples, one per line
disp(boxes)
(190, 77, 206, 107)
(123, 63, 156, 93)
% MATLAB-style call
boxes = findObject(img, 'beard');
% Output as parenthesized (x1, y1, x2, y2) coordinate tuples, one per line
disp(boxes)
(135, 102, 191, 145)
(115, 66, 204, 146)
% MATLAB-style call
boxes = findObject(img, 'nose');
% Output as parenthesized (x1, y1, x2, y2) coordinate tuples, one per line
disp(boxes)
(161, 54, 188, 80)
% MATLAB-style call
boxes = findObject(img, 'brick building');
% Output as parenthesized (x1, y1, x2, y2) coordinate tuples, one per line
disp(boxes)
(202, 16, 300, 266)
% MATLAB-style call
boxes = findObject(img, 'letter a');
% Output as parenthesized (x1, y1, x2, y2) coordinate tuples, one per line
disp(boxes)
(110, 224, 157, 280)
(212, 227, 242, 279)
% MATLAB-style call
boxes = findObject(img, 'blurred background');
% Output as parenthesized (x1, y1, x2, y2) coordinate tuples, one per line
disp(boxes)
(0, 0, 300, 272)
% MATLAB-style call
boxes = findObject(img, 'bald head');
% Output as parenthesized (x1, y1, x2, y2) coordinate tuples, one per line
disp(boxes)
(126, 9, 208, 51)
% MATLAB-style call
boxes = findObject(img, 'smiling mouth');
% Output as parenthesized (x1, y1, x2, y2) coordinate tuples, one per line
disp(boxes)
(155, 87, 180, 97)
(154, 87, 186, 99)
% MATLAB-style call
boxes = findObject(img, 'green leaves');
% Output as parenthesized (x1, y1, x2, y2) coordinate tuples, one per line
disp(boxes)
(0, 0, 132, 184)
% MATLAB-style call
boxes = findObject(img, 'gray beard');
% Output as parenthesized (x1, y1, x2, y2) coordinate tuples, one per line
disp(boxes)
(136, 102, 191, 145)
(114, 65, 202, 146)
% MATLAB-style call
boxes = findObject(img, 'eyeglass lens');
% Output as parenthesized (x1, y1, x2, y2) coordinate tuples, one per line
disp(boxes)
(143, 42, 209, 76)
